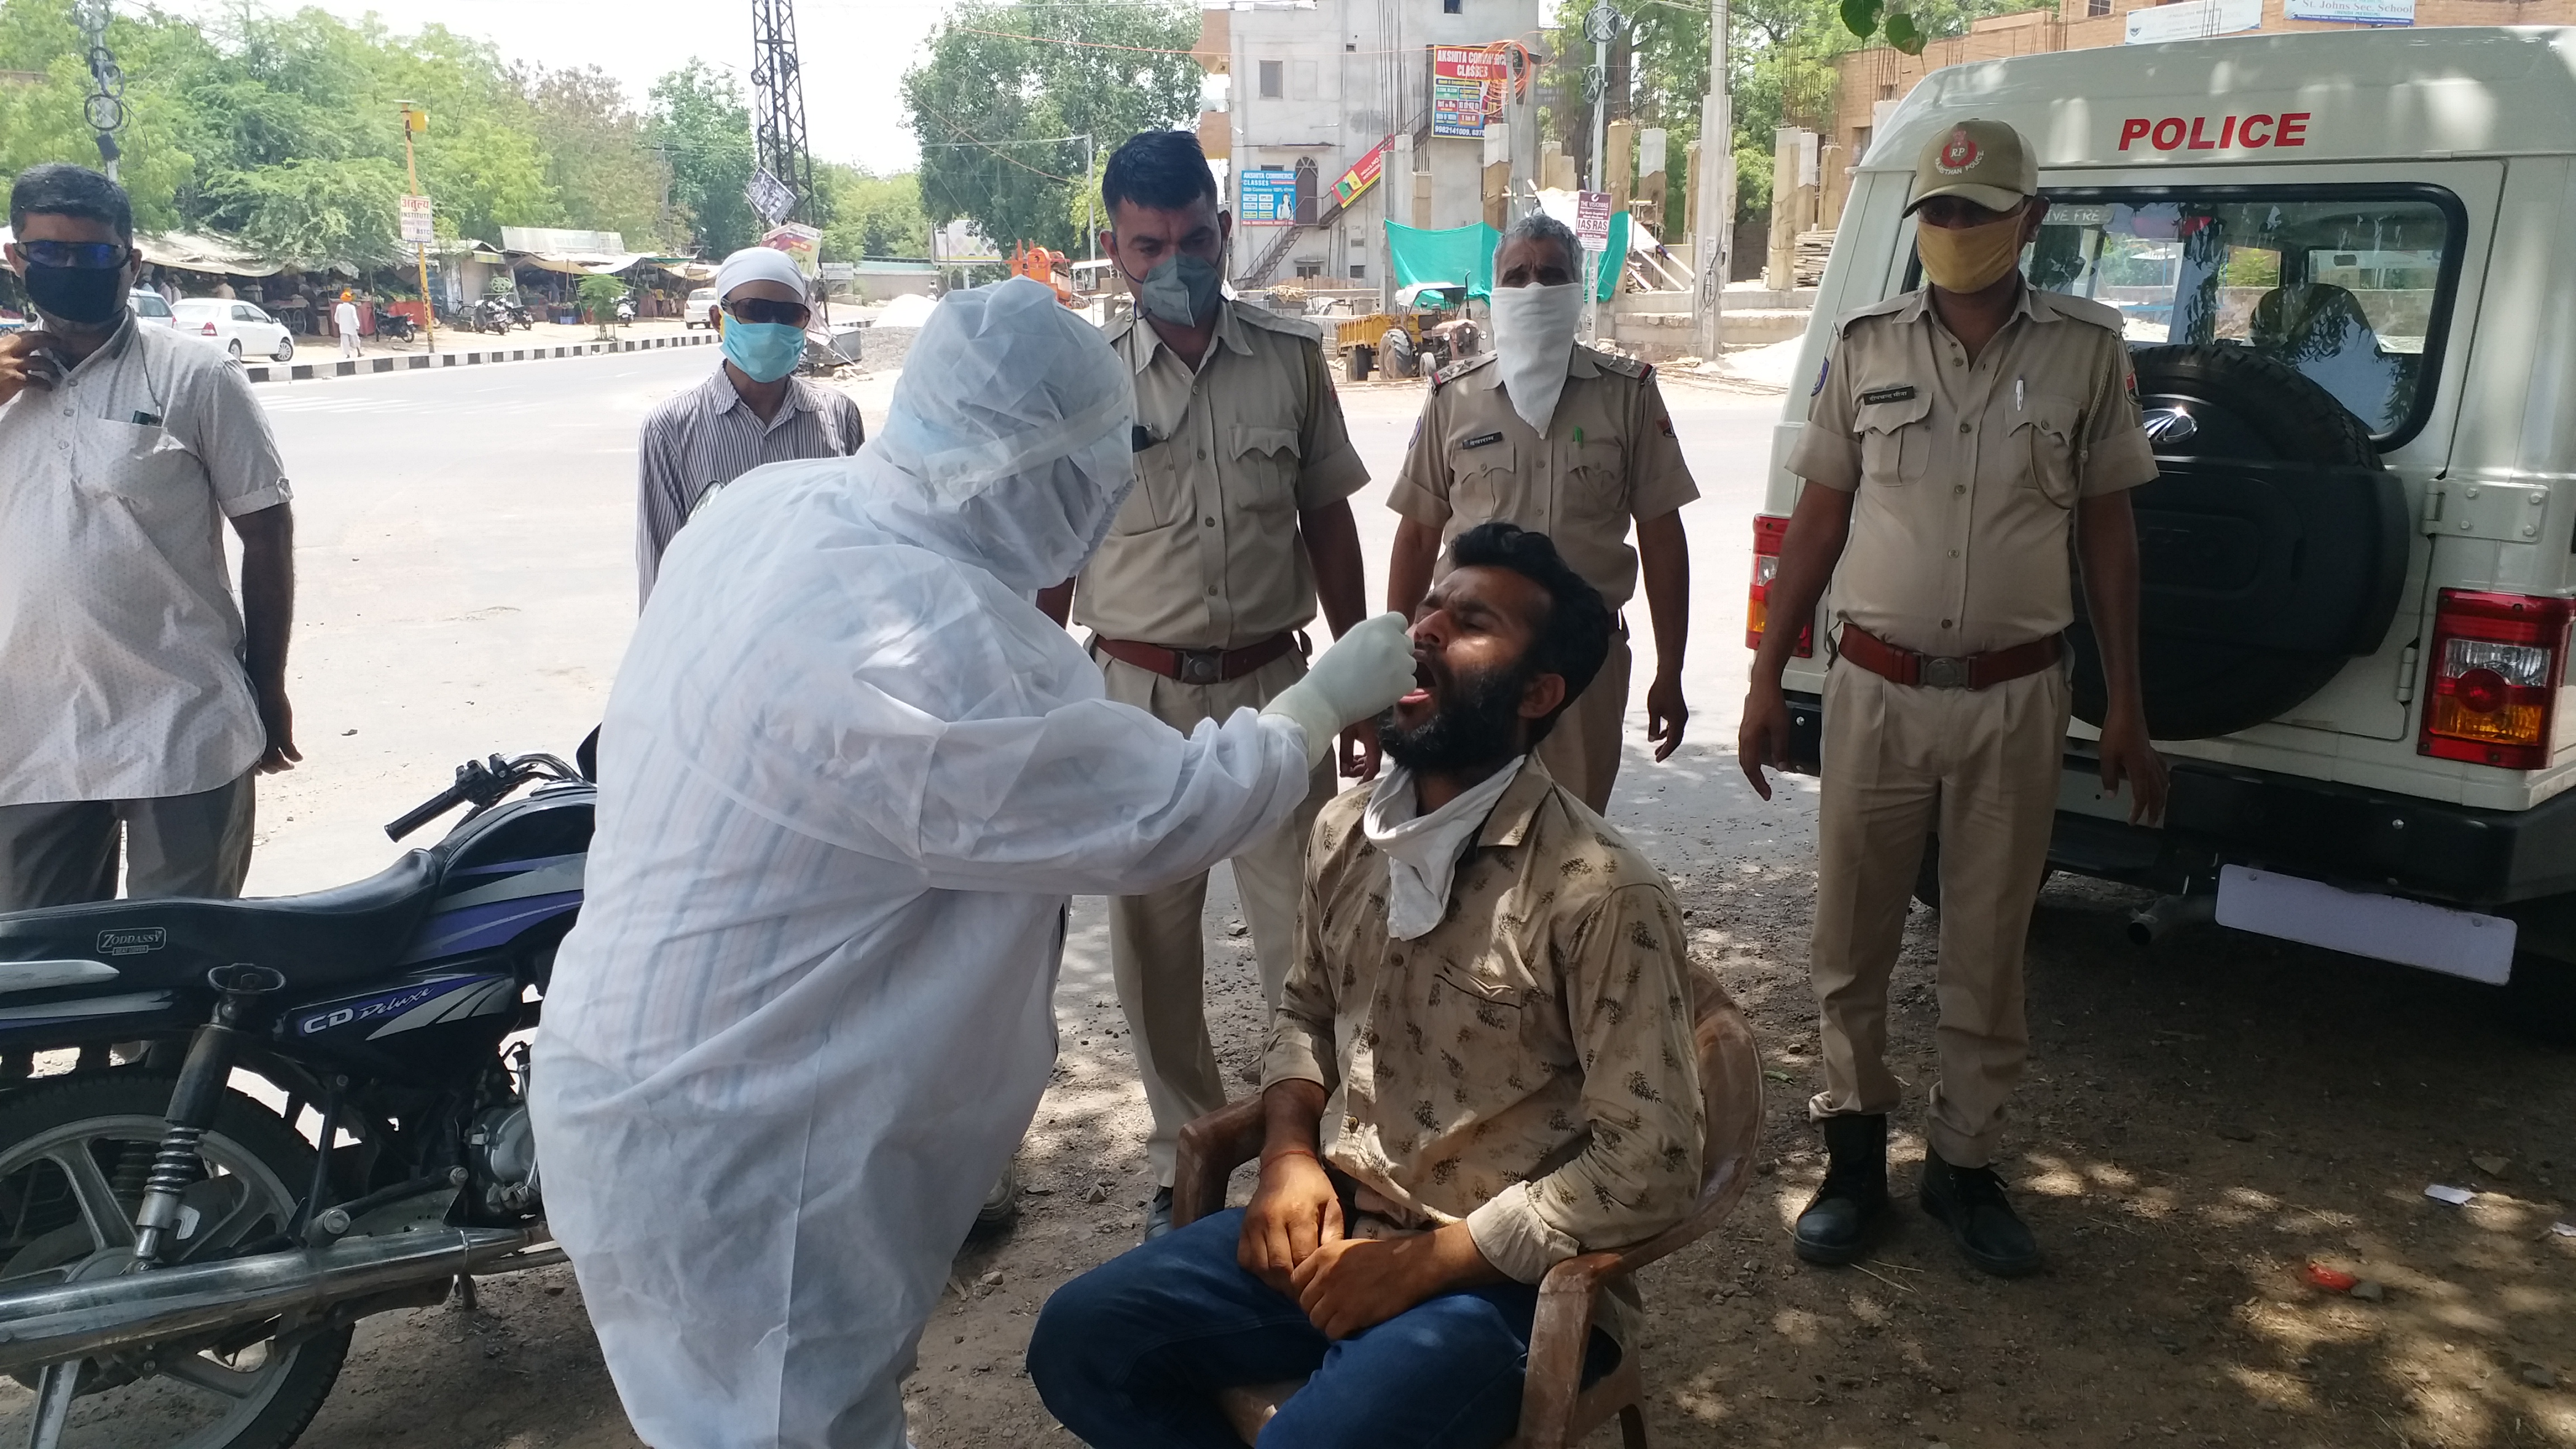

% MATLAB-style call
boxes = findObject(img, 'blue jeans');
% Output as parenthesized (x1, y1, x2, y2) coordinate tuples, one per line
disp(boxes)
(1027, 1208, 1617, 1448)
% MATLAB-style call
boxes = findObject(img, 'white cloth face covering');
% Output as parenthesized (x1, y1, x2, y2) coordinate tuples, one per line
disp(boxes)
(530, 277, 1314, 1449)
(1487, 281, 1584, 437)
(1363, 757, 1527, 940)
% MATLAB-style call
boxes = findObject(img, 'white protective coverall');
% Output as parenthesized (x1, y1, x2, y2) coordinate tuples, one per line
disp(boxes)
(531, 278, 1320, 1448)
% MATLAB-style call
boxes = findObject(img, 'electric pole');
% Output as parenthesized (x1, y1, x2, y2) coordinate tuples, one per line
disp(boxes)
(750, 0, 822, 323)
(1691, 0, 1732, 363)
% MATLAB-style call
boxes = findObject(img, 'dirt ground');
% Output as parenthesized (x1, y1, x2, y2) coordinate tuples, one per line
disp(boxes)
(281, 804, 2576, 1449)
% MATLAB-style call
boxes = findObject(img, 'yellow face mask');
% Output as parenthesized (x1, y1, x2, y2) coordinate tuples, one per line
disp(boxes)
(1915, 210, 2027, 293)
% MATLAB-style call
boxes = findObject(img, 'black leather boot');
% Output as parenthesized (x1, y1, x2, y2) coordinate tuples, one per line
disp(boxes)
(1792, 1114, 1892, 1266)
(1919, 1151, 2042, 1277)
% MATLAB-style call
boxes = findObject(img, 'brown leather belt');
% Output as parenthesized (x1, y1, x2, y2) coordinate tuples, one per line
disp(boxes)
(1838, 624, 2061, 691)
(1095, 632, 1296, 686)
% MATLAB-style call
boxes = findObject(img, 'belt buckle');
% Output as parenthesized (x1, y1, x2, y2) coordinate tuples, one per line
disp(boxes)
(1177, 648, 1226, 685)
(1920, 655, 1971, 690)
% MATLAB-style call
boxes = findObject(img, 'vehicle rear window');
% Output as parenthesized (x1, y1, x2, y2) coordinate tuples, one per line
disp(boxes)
(132, 292, 172, 318)
(2022, 186, 2463, 447)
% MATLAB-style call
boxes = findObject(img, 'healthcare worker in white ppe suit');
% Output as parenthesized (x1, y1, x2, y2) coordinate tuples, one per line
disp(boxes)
(529, 276, 1417, 1449)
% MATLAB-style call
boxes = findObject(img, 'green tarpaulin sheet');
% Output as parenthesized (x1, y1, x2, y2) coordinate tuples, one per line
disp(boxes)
(1385, 221, 1498, 300)
(1382, 216, 1629, 304)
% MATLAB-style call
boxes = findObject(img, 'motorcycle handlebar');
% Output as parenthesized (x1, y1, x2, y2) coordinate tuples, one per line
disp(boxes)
(385, 784, 470, 842)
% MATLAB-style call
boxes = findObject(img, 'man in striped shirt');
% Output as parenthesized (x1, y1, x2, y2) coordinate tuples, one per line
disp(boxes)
(633, 245, 864, 605)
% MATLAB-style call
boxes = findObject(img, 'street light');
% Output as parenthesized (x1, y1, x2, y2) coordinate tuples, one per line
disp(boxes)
(397, 102, 436, 352)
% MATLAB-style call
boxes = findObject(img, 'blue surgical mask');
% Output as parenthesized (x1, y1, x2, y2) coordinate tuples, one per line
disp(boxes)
(722, 318, 806, 383)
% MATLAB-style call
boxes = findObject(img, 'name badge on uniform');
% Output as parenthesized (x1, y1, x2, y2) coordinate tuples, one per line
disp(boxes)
(1859, 385, 1917, 406)
(1460, 431, 1504, 449)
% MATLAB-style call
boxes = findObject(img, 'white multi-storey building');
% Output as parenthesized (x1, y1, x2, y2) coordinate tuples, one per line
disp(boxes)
(1197, 0, 1545, 287)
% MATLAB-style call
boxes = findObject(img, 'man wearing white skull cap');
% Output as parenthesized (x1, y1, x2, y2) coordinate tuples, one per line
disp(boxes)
(532, 277, 1417, 1449)
(633, 243, 864, 604)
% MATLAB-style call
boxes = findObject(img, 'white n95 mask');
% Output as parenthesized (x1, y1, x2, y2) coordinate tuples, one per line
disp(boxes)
(1488, 282, 1584, 437)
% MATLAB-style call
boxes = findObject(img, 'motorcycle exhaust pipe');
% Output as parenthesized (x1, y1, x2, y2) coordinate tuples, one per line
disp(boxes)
(0, 1225, 544, 1375)
(2127, 892, 2217, 947)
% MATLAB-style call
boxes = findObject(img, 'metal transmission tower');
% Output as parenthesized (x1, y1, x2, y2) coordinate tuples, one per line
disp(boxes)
(749, 0, 817, 223)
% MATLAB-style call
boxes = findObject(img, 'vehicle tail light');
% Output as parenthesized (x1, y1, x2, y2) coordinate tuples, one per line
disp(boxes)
(201, 322, 219, 336)
(2419, 589, 2573, 769)
(1745, 514, 1813, 656)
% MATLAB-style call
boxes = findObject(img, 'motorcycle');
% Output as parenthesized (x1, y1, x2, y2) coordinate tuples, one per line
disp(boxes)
(613, 297, 636, 326)
(0, 746, 594, 1449)
(506, 302, 536, 332)
(371, 308, 415, 344)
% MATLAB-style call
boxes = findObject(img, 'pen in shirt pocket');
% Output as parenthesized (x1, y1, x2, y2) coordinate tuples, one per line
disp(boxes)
(2014, 378, 2024, 413)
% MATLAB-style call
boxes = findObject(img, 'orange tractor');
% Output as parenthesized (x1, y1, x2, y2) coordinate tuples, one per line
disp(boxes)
(1010, 243, 1082, 307)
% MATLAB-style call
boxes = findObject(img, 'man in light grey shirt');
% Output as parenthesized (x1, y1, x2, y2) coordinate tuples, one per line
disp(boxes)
(0, 164, 297, 910)
(634, 246, 864, 605)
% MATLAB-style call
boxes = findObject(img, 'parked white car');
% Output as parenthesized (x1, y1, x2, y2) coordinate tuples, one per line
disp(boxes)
(128, 289, 177, 329)
(685, 286, 720, 329)
(173, 297, 298, 362)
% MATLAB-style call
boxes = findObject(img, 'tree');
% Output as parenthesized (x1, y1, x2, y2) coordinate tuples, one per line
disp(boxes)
(817, 163, 930, 258)
(1560, 0, 2024, 228)
(648, 60, 756, 258)
(527, 65, 671, 249)
(903, 0, 1201, 253)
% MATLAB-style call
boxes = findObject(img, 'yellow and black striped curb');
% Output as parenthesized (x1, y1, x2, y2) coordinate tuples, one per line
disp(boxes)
(242, 331, 718, 384)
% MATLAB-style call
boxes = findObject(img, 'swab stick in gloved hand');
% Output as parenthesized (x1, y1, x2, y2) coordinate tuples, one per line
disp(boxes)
(1261, 612, 1418, 769)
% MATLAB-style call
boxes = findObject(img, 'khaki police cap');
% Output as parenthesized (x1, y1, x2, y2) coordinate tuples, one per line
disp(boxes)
(1903, 119, 2038, 216)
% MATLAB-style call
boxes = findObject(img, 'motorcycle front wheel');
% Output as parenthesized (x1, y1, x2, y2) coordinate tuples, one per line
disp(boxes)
(0, 1075, 351, 1449)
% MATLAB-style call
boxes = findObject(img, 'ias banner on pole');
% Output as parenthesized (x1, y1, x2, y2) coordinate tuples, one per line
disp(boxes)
(399, 194, 434, 245)
(1575, 191, 1612, 252)
(761, 223, 822, 278)
(1240, 168, 1298, 225)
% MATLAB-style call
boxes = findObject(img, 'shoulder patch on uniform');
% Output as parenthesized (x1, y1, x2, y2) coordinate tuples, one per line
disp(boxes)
(1585, 347, 1650, 378)
(1859, 384, 1917, 406)
(1810, 356, 1831, 397)
(1460, 430, 1504, 449)
(1432, 353, 1495, 390)
(2034, 290, 2126, 333)
(1834, 291, 1918, 337)
(1233, 304, 1325, 343)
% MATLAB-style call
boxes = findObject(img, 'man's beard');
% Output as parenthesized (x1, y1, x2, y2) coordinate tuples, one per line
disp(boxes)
(1378, 661, 1530, 775)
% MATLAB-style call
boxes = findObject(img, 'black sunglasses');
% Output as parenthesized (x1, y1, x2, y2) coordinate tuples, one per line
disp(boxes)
(13, 240, 128, 271)
(724, 297, 810, 327)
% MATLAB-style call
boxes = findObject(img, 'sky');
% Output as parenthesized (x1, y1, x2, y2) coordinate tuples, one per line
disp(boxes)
(171, 0, 950, 174)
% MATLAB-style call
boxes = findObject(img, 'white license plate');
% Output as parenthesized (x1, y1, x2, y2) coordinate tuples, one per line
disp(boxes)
(2214, 865, 2517, 985)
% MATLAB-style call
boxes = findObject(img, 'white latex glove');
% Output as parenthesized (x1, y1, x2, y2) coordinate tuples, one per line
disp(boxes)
(1261, 612, 1418, 769)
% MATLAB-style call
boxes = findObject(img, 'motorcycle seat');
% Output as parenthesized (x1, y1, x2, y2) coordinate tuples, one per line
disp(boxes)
(0, 851, 445, 987)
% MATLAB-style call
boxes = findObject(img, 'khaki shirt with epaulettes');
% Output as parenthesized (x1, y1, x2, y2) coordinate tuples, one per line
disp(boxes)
(1389, 345, 1699, 607)
(1784, 285, 2160, 659)
(1073, 299, 1370, 651)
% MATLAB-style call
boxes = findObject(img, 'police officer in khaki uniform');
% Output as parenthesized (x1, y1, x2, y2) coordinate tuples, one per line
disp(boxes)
(1387, 212, 1698, 814)
(1038, 131, 1374, 1238)
(1740, 119, 2167, 1277)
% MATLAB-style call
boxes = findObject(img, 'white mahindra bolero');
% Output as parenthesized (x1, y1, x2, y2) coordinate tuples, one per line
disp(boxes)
(1753, 26, 2576, 1039)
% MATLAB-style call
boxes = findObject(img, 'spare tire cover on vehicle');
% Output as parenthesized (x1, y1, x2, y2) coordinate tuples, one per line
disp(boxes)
(2067, 344, 2409, 741)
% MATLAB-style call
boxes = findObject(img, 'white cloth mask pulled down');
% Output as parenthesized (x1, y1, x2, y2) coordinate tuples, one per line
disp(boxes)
(1488, 282, 1584, 437)
(1363, 759, 1526, 940)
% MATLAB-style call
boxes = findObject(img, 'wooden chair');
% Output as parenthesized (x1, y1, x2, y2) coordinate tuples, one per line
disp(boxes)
(1169, 989, 1765, 1449)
